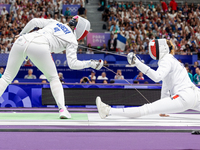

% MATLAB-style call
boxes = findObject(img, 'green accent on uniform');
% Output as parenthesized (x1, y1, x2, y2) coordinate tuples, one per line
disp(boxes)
(0, 113, 88, 120)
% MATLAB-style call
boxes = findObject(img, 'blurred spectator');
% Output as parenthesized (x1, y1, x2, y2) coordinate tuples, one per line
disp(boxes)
(133, 80, 139, 84)
(41, 79, 47, 84)
(1, 7, 8, 16)
(114, 69, 124, 79)
(97, 72, 108, 80)
(78, 3, 87, 18)
(104, 60, 109, 67)
(169, 0, 177, 11)
(88, 70, 96, 80)
(107, 34, 117, 52)
(101, 43, 108, 52)
(185, 66, 193, 82)
(24, 69, 37, 79)
(86, 43, 94, 54)
(58, 72, 64, 83)
(135, 72, 144, 80)
(91, 79, 96, 84)
(0, 67, 4, 78)
(24, 60, 33, 67)
(64, 7, 71, 19)
(80, 76, 91, 83)
(13, 80, 19, 83)
(194, 67, 200, 84)
(103, 80, 108, 84)
(160, 0, 168, 12)
(39, 74, 46, 80)
(148, 1, 155, 11)
(110, 21, 120, 32)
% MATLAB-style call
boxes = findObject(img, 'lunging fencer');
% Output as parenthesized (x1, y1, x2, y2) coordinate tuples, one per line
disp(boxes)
(96, 39, 200, 119)
(0, 15, 103, 119)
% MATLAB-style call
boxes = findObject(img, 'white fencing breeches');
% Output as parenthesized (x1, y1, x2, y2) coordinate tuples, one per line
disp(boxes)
(0, 37, 65, 109)
(110, 87, 199, 118)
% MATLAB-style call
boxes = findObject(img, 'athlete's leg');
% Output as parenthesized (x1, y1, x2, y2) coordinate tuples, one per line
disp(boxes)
(97, 88, 196, 118)
(26, 43, 67, 112)
(110, 93, 194, 118)
(0, 37, 27, 96)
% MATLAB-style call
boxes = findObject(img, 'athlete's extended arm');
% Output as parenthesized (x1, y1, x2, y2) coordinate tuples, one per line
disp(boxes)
(127, 52, 171, 82)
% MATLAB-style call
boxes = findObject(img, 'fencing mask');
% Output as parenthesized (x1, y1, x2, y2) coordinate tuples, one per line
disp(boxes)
(69, 15, 90, 40)
(149, 39, 170, 60)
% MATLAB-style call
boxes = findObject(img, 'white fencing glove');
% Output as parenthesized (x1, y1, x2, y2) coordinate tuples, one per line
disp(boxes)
(127, 52, 150, 75)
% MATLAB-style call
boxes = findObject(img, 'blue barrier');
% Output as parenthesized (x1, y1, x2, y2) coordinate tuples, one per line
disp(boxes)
(0, 83, 162, 107)
(0, 54, 197, 67)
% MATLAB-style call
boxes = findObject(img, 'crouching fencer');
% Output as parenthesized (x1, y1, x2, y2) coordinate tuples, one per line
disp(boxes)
(96, 39, 200, 119)
(0, 15, 103, 119)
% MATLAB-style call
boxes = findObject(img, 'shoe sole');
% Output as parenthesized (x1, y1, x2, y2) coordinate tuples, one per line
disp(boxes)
(59, 115, 71, 119)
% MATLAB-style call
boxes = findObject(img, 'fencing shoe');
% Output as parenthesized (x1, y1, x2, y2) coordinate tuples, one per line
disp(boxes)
(96, 96, 111, 119)
(59, 108, 71, 119)
(91, 59, 103, 70)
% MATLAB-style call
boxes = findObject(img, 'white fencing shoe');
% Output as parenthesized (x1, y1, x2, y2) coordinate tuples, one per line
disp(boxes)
(59, 108, 71, 119)
(91, 59, 103, 70)
(96, 96, 111, 119)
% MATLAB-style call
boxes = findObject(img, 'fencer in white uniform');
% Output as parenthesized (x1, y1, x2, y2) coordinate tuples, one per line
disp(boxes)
(0, 15, 103, 119)
(96, 39, 200, 119)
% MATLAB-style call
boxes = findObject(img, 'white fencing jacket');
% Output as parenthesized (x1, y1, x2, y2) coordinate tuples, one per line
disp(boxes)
(19, 18, 78, 54)
(136, 54, 194, 99)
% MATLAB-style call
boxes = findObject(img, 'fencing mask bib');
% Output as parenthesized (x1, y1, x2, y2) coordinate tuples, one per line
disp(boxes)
(149, 39, 170, 60)
(69, 15, 90, 40)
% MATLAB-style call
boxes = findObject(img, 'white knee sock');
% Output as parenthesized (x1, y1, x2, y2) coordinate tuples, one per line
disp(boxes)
(110, 106, 145, 118)
(0, 78, 9, 97)
(50, 79, 65, 110)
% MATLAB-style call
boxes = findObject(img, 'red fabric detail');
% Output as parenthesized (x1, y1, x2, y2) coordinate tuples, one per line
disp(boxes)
(169, 0, 177, 11)
(173, 95, 179, 99)
(150, 40, 157, 58)
(78, 30, 89, 40)
(161, 2, 168, 12)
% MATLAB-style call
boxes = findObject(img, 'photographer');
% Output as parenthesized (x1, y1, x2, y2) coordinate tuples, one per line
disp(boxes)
(114, 69, 124, 79)
(80, 77, 91, 83)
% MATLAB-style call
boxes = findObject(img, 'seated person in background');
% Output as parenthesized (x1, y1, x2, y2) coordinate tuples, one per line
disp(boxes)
(58, 72, 64, 83)
(104, 60, 109, 67)
(88, 70, 96, 80)
(101, 43, 108, 52)
(103, 80, 108, 84)
(13, 80, 19, 83)
(185, 66, 193, 82)
(24, 60, 33, 67)
(41, 79, 47, 84)
(86, 43, 94, 54)
(133, 80, 139, 84)
(91, 79, 96, 84)
(80, 76, 91, 83)
(194, 67, 200, 84)
(24, 69, 37, 79)
(97, 72, 108, 80)
(39, 74, 47, 79)
(0, 67, 4, 78)
(114, 69, 124, 79)
(135, 72, 144, 80)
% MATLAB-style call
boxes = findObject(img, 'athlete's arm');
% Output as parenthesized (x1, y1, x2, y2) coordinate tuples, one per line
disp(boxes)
(127, 53, 171, 82)
(20, 18, 55, 35)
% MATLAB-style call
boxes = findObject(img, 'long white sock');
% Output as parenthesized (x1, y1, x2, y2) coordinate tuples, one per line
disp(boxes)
(50, 79, 65, 110)
(110, 106, 145, 118)
(0, 78, 9, 97)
